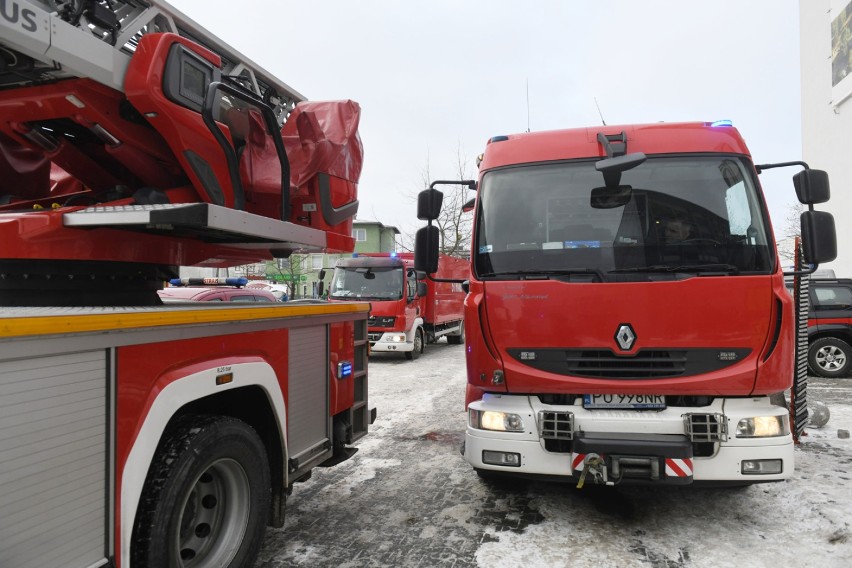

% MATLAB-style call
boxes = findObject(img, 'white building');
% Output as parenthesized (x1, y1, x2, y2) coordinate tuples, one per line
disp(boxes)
(801, 0, 852, 275)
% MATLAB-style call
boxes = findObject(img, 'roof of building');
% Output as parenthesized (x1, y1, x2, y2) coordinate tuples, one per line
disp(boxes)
(353, 220, 400, 234)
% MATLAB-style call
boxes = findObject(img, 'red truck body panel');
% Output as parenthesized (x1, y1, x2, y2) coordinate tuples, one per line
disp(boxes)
(479, 122, 753, 171)
(419, 254, 468, 325)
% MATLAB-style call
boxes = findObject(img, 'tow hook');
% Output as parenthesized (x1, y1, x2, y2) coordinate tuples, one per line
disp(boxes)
(576, 453, 609, 488)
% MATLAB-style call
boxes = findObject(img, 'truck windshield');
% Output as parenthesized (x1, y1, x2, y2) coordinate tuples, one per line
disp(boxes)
(330, 267, 404, 300)
(474, 156, 774, 281)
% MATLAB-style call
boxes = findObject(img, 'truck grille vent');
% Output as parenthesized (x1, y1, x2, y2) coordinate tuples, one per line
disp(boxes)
(367, 316, 395, 327)
(367, 333, 382, 343)
(539, 411, 574, 440)
(566, 350, 686, 378)
(684, 413, 728, 442)
(508, 348, 751, 379)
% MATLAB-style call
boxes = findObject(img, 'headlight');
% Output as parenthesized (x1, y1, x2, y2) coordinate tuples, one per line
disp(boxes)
(469, 409, 525, 432)
(736, 415, 789, 438)
(387, 333, 407, 343)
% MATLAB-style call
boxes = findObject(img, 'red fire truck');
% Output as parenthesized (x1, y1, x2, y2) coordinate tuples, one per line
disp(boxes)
(415, 122, 836, 487)
(0, 1, 370, 567)
(327, 252, 467, 359)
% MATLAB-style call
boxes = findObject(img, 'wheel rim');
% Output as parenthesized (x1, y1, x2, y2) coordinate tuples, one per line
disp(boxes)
(816, 345, 847, 372)
(174, 458, 251, 567)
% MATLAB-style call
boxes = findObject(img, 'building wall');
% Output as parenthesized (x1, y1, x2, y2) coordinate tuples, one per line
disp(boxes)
(801, 0, 852, 275)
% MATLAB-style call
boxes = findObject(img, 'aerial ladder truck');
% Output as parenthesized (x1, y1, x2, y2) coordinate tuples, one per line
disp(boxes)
(0, 2, 370, 567)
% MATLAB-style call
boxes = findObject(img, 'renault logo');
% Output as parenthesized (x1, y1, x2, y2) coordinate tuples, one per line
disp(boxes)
(615, 324, 636, 351)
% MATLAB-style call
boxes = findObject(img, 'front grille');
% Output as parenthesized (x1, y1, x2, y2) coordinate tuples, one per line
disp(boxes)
(368, 316, 395, 327)
(509, 348, 751, 379)
(566, 350, 686, 378)
(368, 333, 382, 343)
(684, 413, 728, 442)
(539, 411, 574, 440)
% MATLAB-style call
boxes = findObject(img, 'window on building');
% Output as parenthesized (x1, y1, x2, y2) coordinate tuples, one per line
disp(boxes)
(353, 228, 367, 241)
(311, 254, 324, 270)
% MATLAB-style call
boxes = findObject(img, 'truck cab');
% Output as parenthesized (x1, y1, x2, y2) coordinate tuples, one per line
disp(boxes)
(329, 254, 426, 359)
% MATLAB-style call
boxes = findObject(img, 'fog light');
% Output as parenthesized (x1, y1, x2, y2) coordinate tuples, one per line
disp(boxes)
(736, 415, 788, 438)
(741, 459, 783, 475)
(482, 450, 521, 467)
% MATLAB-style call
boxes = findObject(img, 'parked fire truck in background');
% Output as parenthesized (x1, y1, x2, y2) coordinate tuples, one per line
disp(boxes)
(416, 122, 836, 487)
(0, 1, 370, 567)
(327, 252, 467, 359)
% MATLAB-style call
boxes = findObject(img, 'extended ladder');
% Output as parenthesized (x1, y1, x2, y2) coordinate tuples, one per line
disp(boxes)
(0, 0, 303, 124)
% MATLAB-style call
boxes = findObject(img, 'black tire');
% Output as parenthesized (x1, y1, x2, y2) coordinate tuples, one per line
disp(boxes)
(132, 415, 271, 568)
(447, 322, 465, 345)
(808, 337, 852, 378)
(405, 328, 424, 360)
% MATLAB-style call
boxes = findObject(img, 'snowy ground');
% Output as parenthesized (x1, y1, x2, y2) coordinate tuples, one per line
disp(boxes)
(257, 342, 852, 568)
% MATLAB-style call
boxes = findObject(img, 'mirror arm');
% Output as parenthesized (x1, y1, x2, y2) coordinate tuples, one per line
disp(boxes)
(783, 264, 819, 277)
(755, 161, 809, 174)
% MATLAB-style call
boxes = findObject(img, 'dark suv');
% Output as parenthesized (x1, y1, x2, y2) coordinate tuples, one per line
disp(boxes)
(803, 279, 852, 378)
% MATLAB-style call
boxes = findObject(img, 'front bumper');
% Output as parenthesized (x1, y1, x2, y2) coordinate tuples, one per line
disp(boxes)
(464, 394, 793, 484)
(368, 331, 414, 352)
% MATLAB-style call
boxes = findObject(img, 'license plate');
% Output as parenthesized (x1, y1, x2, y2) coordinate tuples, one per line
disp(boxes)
(583, 394, 666, 409)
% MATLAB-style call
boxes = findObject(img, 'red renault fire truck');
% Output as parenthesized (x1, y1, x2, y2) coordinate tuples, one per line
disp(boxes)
(416, 122, 835, 487)
(0, 1, 370, 567)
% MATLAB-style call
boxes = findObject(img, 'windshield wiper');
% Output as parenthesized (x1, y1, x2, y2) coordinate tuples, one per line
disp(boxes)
(480, 269, 605, 281)
(609, 264, 739, 275)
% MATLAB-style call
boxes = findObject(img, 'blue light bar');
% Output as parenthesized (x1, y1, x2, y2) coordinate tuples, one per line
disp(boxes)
(167, 277, 248, 287)
(390, 252, 398, 258)
(710, 119, 733, 127)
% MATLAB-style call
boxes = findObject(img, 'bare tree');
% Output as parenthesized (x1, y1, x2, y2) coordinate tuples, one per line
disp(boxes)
(411, 144, 475, 258)
(778, 201, 805, 264)
(265, 254, 308, 298)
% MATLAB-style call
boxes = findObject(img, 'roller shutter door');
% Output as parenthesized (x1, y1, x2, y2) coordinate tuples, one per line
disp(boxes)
(0, 351, 109, 568)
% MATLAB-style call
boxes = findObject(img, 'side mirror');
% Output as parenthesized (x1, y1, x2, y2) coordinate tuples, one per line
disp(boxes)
(317, 281, 325, 297)
(801, 210, 837, 264)
(417, 282, 428, 297)
(462, 280, 470, 293)
(590, 185, 632, 209)
(414, 225, 439, 273)
(318, 268, 326, 281)
(793, 169, 830, 205)
(462, 197, 476, 213)
(417, 189, 443, 221)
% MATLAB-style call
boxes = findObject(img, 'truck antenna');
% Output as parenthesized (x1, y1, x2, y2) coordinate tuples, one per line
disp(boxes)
(594, 97, 607, 126)
(526, 79, 531, 133)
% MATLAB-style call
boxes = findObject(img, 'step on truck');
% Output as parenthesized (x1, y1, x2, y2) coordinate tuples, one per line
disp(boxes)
(326, 252, 467, 359)
(0, 1, 371, 567)
(415, 122, 836, 487)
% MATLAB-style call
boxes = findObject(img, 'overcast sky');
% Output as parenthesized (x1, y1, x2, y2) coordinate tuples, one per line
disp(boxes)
(170, 0, 803, 242)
